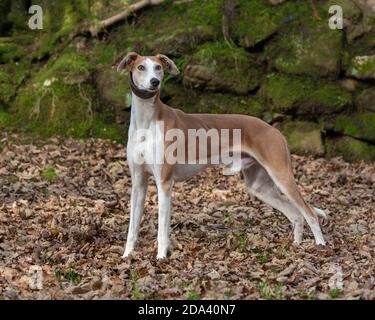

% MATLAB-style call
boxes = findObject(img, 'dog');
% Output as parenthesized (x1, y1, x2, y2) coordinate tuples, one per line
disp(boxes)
(117, 52, 327, 259)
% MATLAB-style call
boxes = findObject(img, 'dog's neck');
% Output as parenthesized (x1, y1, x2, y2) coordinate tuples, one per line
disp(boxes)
(131, 92, 160, 129)
(129, 72, 161, 129)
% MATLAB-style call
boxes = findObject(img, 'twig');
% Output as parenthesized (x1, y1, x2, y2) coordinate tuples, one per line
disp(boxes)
(78, 83, 93, 121)
(87, 0, 167, 37)
(311, 0, 321, 21)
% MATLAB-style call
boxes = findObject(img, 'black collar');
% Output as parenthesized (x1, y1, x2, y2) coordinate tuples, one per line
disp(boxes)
(129, 72, 158, 99)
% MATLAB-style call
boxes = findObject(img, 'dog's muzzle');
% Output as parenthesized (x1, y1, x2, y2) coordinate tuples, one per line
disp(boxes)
(129, 72, 158, 99)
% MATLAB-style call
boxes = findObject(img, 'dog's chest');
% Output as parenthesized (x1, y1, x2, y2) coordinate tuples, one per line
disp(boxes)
(127, 121, 163, 169)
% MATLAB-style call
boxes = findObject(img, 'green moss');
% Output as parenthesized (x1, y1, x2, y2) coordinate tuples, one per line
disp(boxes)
(0, 61, 30, 106)
(162, 82, 265, 117)
(0, 110, 12, 127)
(280, 120, 324, 156)
(231, 0, 322, 49)
(11, 49, 96, 136)
(184, 42, 261, 94)
(95, 67, 131, 109)
(35, 51, 92, 85)
(145, 26, 215, 57)
(31, 0, 91, 60)
(262, 73, 352, 117)
(0, 41, 25, 63)
(325, 136, 375, 162)
(109, 0, 223, 57)
(330, 113, 375, 143)
(346, 55, 375, 80)
(268, 22, 343, 78)
(232, 0, 294, 48)
(91, 40, 119, 66)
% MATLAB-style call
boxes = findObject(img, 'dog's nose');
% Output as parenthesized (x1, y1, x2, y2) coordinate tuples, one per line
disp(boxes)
(150, 78, 160, 87)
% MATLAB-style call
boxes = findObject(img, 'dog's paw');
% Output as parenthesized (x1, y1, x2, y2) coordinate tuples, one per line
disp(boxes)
(156, 254, 167, 261)
(316, 240, 326, 248)
(122, 247, 134, 258)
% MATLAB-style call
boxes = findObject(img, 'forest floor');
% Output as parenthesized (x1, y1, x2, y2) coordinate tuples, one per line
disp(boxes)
(0, 132, 374, 300)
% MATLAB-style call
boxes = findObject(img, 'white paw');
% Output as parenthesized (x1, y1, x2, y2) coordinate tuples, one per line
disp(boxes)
(122, 245, 134, 258)
(156, 253, 167, 260)
(156, 246, 168, 260)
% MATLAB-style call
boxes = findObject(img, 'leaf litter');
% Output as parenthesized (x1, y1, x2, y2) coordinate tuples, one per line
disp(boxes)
(0, 132, 374, 300)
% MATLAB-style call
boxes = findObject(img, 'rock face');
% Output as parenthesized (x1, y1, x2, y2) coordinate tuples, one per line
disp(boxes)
(95, 68, 130, 124)
(280, 121, 324, 156)
(328, 113, 375, 143)
(355, 88, 375, 112)
(326, 136, 375, 162)
(231, 1, 283, 48)
(347, 55, 375, 80)
(261, 73, 352, 117)
(0, 0, 374, 161)
(183, 43, 261, 95)
(268, 22, 343, 78)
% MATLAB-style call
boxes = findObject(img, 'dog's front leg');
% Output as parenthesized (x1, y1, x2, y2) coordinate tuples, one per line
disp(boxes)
(156, 180, 173, 259)
(123, 167, 148, 258)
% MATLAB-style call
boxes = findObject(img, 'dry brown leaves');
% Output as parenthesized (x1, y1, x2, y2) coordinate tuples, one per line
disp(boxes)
(0, 132, 374, 300)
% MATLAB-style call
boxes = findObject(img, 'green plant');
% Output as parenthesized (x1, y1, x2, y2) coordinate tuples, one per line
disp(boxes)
(329, 288, 342, 299)
(55, 267, 81, 285)
(42, 167, 59, 181)
(187, 286, 200, 300)
(130, 271, 145, 300)
(258, 280, 285, 299)
(236, 232, 249, 253)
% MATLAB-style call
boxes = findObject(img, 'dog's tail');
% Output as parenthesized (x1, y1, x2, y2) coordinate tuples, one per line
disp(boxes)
(313, 207, 328, 219)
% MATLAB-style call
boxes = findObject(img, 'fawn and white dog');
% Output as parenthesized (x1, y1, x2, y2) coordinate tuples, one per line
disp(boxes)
(117, 52, 327, 259)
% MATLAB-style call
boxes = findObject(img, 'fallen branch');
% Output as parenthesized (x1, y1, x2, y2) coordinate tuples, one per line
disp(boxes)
(87, 0, 167, 37)
(311, 0, 321, 21)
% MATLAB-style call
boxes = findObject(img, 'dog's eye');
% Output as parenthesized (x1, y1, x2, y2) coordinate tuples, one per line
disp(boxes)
(137, 65, 145, 71)
(155, 65, 162, 71)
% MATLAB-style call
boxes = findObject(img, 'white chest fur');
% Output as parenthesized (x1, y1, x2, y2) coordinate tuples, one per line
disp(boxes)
(127, 94, 164, 173)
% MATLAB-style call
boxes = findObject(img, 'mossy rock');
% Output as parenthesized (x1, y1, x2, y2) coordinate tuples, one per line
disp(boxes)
(12, 50, 97, 135)
(145, 26, 216, 57)
(183, 42, 261, 95)
(230, 0, 300, 48)
(112, 0, 223, 55)
(280, 120, 324, 156)
(162, 82, 265, 117)
(355, 88, 375, 112)
(261, 73, 352, 117)
(327, 112, 375, 143)
(346, 55, 375, 80)
(325, 136, 375, 162)
(267, 20, 343, 78)
(95, 67, 131, 124)
(0, 61, 29, 106)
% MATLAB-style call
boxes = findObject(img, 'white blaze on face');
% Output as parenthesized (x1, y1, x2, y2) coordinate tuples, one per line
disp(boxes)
(134, 58, 163, 91)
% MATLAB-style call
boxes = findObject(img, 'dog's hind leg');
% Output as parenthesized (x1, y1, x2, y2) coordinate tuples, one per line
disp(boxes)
(242, 162, 305, 244)
(249, 130, 326, 245)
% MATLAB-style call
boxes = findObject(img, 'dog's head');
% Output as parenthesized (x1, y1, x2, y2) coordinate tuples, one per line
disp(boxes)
(117, 52, 179, 92)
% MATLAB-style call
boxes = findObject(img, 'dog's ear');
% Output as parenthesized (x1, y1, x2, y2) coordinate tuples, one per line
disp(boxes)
(117, 52, 139, 72)
(156, 54, 180, 75)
